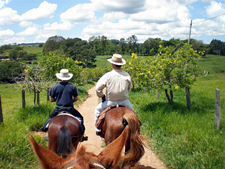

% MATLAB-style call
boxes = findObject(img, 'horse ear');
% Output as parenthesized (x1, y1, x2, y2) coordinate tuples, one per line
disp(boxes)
(97, 126, 129, 167)
(29, 135, 63, 169)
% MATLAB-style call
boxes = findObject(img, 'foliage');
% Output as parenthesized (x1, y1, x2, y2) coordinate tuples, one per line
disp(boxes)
(43, 40, 60, 54)
(38, 52, 83, 84)
(0, 61, 24, 83)
(60, 38, 96, 68)
(209, 39, 225, 56)
(125, 44, 202, 104)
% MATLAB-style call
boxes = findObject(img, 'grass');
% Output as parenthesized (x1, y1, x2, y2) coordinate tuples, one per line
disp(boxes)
(22, 45, 43, 56)
(0, 82, 93, 168)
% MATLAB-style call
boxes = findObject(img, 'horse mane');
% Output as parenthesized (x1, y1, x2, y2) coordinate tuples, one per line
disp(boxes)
(122, 113, 145, 167)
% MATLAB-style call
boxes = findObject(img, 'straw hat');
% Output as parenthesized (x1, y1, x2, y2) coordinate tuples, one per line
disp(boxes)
(107, 54, 126, 65)
(56, 69, 73, 81)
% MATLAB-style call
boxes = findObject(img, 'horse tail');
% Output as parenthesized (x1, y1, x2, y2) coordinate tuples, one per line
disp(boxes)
(122, 113, 145, 167)
(57, 126, 72, 156)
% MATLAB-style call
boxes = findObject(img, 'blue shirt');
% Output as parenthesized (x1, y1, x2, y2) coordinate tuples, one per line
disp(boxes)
(49, 82, 79, 108)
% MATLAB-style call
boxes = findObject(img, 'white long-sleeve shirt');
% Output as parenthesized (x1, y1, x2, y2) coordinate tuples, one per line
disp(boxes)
(96, 69, 132, 101)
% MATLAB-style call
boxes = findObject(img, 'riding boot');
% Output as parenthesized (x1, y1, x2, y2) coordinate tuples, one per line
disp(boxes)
(79, 121, 85, 134)
(42, 117, 51, 132)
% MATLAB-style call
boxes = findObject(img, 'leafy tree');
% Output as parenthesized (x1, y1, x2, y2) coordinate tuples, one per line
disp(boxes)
(9, 49, 18, 60)
(125, 44, 202, 104)
(60, 38, 96, 67)
(38, 51, 83, 84)
(143, 38, 161, 56)
(43, 40, 60, 54)
(0, 61, 24, 83)
(209, 39, 223, 55)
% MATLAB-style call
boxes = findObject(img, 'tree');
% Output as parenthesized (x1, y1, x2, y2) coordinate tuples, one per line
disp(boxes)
(60, 38, 96, 67)
(9, 49, 18, 60)
(0, 61, 24, 83)
(125, 44, 202, 104)
(38, 51, 83, 84)
(143, 38, 161, 56)
(43, 40, 60, 54)
(209, 39, 223, 55)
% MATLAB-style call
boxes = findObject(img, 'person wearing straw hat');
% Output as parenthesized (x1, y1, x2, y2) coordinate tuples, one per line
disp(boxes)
(94, 54, 134, 135)
(42, 69, 86, 140)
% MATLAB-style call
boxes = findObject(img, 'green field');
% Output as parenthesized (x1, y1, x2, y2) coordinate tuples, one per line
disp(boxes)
(0, 54, 225, 168)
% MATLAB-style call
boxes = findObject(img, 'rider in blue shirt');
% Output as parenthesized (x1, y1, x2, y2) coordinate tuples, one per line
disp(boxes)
(42, 69, 86, 137)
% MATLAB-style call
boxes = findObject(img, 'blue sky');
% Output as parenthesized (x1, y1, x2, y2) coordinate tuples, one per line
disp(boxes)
(0, 0, 224, 45)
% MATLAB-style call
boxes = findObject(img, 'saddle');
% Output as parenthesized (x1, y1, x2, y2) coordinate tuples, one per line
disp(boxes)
(57, 108, 81, 123)
(95, 105, 126, 130)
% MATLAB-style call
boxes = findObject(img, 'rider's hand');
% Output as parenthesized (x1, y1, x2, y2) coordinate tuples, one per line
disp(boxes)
(102, 95, 106, 102)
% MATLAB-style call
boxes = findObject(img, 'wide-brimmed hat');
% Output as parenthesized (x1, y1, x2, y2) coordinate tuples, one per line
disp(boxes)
(107, 54, 126, 66)
(56, 69, 73, 81)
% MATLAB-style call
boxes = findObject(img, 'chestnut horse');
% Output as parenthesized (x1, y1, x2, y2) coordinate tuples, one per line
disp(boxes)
(97, 107, 145, 167)
(48, 112, 83, 157)
(29, 119, 140, 169)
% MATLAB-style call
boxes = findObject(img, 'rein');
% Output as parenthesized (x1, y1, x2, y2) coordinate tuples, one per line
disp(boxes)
(62, 159, 77, 169)
(62, 159, 106, 169)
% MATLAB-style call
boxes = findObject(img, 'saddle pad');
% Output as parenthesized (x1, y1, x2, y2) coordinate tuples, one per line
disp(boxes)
(58, 113, 81, 123)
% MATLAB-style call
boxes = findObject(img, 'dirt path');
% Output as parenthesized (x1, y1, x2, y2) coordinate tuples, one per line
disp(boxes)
(77, 86, 168, 169)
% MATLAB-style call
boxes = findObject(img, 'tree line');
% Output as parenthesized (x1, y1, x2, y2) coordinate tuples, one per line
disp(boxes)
(42, 35, 224, 57)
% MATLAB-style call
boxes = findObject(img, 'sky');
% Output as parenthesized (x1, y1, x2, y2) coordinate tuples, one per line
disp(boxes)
(0, 0, 224, 45)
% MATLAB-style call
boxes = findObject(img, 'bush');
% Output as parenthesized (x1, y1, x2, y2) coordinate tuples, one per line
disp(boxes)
(0, 61, 24, 83)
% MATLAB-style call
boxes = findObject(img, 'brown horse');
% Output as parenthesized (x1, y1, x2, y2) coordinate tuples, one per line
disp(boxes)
(48, 112, 83, 157)
(98, 107, 145, 167)
(29, 122, 140, 169)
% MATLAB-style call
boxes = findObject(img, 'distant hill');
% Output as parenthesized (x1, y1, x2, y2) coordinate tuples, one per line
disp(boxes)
(46, 35, 65, 42)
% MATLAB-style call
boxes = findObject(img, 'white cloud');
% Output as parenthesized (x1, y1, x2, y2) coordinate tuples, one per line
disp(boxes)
(17, 27, 38, 36)
(206, 1, 225, 17)
(0, 0, 10, 9)
(91, 0, 146, 13)
(131, 0, 190, 24)
(60, 3, 95, 23)
(91, 0, 145, 13)
(2, 37, 28, 45)
(19, 21, 38, 28)
(103, 12, 127, 21)
(20, 1, 57, 21)
(0, 28, 14, 38)
(44, 22, 73, 31)
(0, 7, 20, 25)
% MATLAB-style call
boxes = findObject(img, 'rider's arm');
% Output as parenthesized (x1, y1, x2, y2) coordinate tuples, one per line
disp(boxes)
(96, 75, 107, 98)
(73, 96, 79, 102)
(50, 97, 56, 102)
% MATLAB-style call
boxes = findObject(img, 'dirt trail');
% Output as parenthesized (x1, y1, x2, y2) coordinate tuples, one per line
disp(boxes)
(77, 86, 168, 169)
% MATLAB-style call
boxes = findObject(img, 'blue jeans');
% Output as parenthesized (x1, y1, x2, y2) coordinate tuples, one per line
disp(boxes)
(94, 99, 134, 132)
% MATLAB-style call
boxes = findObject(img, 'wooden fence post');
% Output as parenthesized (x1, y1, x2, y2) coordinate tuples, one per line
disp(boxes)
(186, 87, 191, 110)
(0, 95, 3, 124)
(22, 90, 25, 109)
(47, 88, 49, 101)
(215, 89, 221, 129)
(37, 91, 40, 105)
(157, 90, 160, 100)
